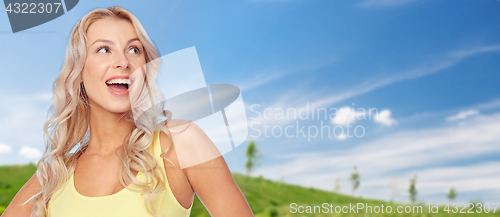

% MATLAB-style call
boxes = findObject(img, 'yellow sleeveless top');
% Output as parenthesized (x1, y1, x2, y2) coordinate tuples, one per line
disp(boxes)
(47, 131, 193, 217)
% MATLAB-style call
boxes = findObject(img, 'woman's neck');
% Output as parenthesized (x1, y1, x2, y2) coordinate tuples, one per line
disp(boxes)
(85, 105, 135, 157)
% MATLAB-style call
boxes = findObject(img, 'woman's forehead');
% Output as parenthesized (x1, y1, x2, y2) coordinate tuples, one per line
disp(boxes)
(87, 18, 139, 45)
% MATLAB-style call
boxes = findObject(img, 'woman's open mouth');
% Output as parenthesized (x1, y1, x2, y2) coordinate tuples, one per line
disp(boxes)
(105, 78, 133, 96)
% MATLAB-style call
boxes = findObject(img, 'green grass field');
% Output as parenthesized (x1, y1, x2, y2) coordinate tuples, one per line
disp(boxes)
(1, 164, 498, 216)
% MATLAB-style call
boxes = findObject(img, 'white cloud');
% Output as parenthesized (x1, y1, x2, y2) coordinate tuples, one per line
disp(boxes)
(0, 143, 12, 154)
(336, 133, 348, 141)
(331, 106, 366, 125)
(471, 98, 500, 111)
(358, 0, 417, 8)
(374, 109, 397, 126)
(19, 146, 42, 159)
(397, 98, 500, 124)
(0, 92, 50, 161)
(254, 111, 500, 203)
(446, 110, 479, 121)
(451, 44, 500, 59)
(238, 71, 286, 91)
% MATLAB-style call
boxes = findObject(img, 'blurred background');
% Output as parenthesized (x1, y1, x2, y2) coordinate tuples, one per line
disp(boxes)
(1, 0, 500, 216)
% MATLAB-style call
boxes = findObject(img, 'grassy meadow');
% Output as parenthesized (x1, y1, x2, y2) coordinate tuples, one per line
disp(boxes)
(0, 164, 498, 216)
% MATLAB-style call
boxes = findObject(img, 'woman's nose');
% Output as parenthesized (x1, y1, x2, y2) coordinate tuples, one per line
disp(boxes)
(114, 53, 131, 69)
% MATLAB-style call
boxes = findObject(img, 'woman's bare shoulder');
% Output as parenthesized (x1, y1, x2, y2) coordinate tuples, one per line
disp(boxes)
(161, 119, 221, 168)
(158, 119, 191, 153)
(165, 119, 194, 133)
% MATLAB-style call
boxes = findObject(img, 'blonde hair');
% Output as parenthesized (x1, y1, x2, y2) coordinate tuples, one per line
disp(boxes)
(28, 6, 173, 217)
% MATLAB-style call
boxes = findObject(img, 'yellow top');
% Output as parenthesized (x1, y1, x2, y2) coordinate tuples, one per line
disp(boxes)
(47, 131, 193, 217)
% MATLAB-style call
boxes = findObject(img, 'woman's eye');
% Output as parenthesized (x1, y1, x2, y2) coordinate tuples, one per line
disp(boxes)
(128, 47, 140, 54)
(97, 47, 109, 53)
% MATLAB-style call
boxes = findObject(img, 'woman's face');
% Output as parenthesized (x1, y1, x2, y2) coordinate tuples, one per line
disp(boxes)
(81, 17, 146, 114)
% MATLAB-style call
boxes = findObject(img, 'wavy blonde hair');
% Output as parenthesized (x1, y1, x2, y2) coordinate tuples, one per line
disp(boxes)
(27, 6, 175, 217)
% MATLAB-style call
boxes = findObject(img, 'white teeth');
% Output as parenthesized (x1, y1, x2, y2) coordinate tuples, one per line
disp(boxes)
(106, 78, 131, 85)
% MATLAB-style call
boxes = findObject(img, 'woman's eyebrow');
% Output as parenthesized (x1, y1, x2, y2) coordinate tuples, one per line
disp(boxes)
(91, 38, 140, 46)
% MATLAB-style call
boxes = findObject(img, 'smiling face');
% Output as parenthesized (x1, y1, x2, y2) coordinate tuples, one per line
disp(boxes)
(81, 17, 146, 114)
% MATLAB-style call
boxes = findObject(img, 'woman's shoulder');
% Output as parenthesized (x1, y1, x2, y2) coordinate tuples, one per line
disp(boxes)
(157, 119, 192, 163)
(162, 119, 205, 143)
(159, 119, 221, 168)
(165, 119, 193, 132)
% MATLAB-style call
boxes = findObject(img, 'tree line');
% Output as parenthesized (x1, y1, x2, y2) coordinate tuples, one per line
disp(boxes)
(337, 166, 459, 203)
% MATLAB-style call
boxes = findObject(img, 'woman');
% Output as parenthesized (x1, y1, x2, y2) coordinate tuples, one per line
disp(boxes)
(1, 6, 254, 217)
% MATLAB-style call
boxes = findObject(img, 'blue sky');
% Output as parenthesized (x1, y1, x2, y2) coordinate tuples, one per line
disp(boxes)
(1, 0, 500, 205)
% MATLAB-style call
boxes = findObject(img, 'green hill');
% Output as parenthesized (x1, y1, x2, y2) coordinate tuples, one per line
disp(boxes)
(0, 163, 38, 214)
(1, 164, 499, 216)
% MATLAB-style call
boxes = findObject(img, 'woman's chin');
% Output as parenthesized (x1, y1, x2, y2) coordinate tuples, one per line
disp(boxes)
(104, 103, 132, 115)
